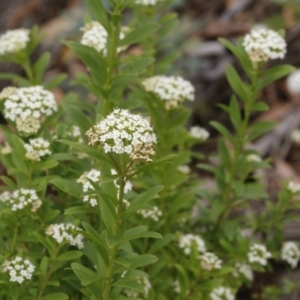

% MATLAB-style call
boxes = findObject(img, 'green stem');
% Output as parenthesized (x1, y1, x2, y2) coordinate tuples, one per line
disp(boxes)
(22, 58, 35, 84)
(102, 177, 125, 300)
(10, 223, 19, 254)
(37, 246, 60, 300)
(216, 65, 259, 227)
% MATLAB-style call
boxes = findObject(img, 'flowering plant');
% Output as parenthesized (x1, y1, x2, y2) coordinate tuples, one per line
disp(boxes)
(0, 0, 299, 300)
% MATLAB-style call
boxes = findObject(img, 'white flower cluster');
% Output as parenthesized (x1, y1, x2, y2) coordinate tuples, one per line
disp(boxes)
(142, 75, 195, 110)
(0, 189, 42, 212)
(177, 164, 191, 174)
(287, 181, 300, 194)
(233, 262, 253, 281)
(137, 206, 162, 221)
(199, 252, 222, 271)
(24, 138, 52, 161)
(46, 223, 84, 249)
(80, 21, 126, 54)
(291, 129, 300, 144)
(124, 277, 152, 298)
(287, 70, 300, 95)
(281, 241, 300, 268)
(0, 29, 30, 55)
(3, 86, 57, 135)
(189, 126, 210, 140)
(86, 109, 157, 162)
(2, 256, 35, 284)
(135, 0, 161, 5)
(243, 27, 287, 62)
(178, 234, 206, 255)
(77, 168, 101, 207)
(247, 243, 272, 266)
(210, 287, 235, 300)
(246, 154, 262, 162)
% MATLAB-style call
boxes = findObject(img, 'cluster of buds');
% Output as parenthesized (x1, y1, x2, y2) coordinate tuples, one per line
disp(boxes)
(209, 286, 235, 300)
(232, 262, 253, 281)
(281, 241, 300, 269)
(137, 206, 162, 221)
(199, 252, 222, 271)
(189, 126, 210, 140)
(24, 138, 52, 161)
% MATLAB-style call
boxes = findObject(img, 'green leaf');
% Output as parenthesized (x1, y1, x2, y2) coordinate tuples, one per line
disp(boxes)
(41, 293, 68, 300)
(64, 206, 93, 215)
(0, 73, 31, 86)
(57, 139, 114, 167)
(225, 64, 250, 101)
(129, 254, 158, 269)
(210, 121, 234, 143)
(124, 57, 155, 74)
(125, 185, 163, 214)
(71, 262, 100, 286)
(44, 74, 66, 90)
(113, 278, 145, 293)
(67, 42, 107, 85)
(84, 0, 110, 31)
(34, 160, 59, 170)
(33, 52, 51, 82)
(123, 226, 162, 242)
(252, 101, 269, 112)
(0, 176, 16, 188)
(259, 65, 296, 88)
(148, 234, 174, 254)
(219, 38, 252, 76)
(119, 24, 160, 47)
(228, 95, 242, 130)
(248, 121, 276, 141)
(57, 250, 83, 261)
(50, 178, 82, 199)
(218, 138, 231, 169)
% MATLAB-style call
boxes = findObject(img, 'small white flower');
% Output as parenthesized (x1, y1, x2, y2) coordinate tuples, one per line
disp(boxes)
(0, 29, 30, 55)
(0, 189, 42, 212)
(199, 252, 222, 271)
(177, 164, 191, 174)
(210, 286, 235, 300)
(68, 125, 83, 143)
(173, 280, 181, 293)
(46, 223, 84, 249)
(291, 129, 300, 144)
(281, 241, 300, 268)
(247, 243, 272, 266)
(86, 109, 157, 162)
(287, 181, 300, 194)
(137, 206, 162, 221)
(80, 21, 126, 54)
(178, 234, 206, 255)
(286, 70, 300, 95)
(233, 262, 253, 281)
(189, 126, 210, 140)
(142, 75, 195, 110)
(0, 86, 17, 100)
(246, 154, 262, 162)
(2, 257, 35, 283)
(24, 138, 51, 161)
(243, 27, 287, 62)
(135, 0, 162, 5)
